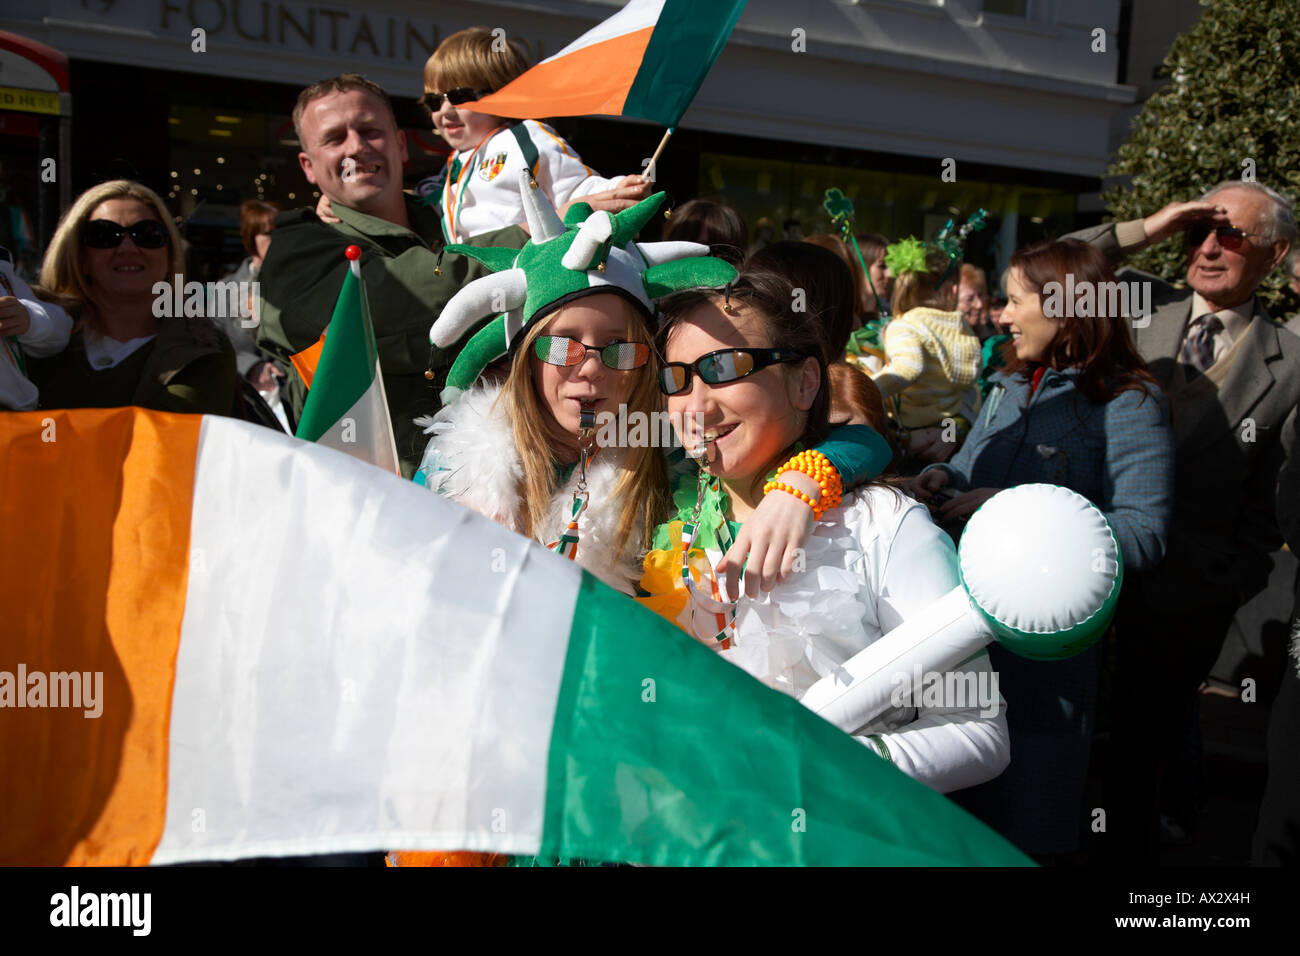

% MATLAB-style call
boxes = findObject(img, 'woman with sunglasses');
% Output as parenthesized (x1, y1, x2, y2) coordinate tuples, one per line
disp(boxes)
(399, 184, 891, 866)
(638, 268, 1010, 794)
(30, 180, 237, 415)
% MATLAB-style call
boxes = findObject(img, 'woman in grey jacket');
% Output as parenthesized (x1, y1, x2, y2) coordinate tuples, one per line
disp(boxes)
(911, 238, 1175, 858)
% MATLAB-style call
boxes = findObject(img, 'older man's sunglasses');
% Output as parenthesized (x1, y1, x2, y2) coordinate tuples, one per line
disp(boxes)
(1187, 223, 1258, 251)
(81, 219, 169, 249)
(419, 88, 492, 112)
(659, 348, 806, 396)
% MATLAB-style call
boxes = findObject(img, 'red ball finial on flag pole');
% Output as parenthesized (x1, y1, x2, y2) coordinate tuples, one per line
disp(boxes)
(345, 245, 362, 261)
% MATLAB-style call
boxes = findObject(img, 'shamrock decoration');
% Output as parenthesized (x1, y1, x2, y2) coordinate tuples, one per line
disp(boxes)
(823, 187, 855, 239)
(884, 237, 929, 277)
(934, 209, 988, 262)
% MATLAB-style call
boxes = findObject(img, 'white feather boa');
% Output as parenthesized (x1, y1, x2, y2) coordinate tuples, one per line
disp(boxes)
(416, 382, 645, 594)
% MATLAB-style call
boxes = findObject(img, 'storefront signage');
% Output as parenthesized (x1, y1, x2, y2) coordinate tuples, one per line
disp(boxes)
(146, 1, 547, 64)
(0, 85, 60, 114)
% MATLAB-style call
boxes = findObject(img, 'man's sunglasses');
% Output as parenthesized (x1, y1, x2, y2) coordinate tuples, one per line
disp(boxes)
(1187, 223, 1258, 251)
(534, 335, 651, 371)
(659, 348, 807, 396)
(81, 219, 170, 250)
(419, 88, 492, 112)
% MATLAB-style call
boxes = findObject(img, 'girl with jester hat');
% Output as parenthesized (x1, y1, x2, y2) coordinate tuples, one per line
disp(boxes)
(415, 172, 893, 595)
(392, 174, 893, 866)
(636, 267, 1010, 794)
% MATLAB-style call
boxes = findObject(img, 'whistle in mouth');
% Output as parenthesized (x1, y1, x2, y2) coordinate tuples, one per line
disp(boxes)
(579, 406, 596, 430)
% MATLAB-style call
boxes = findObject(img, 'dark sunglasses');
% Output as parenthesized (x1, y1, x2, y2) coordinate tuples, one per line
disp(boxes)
(659, 348, 807, 396)
(81, 219, 169, 249)
(534, 335, 651, 371)
(1187, 223, 1258, 251)
(419, 88, 492, 112)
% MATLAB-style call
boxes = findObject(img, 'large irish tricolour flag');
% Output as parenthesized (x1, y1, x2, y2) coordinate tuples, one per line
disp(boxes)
(464, 0, 747, 127)
(294, 246, 399, 475)
(0, 408, 1028, 866)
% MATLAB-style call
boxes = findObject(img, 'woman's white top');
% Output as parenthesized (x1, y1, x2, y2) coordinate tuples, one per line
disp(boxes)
(710, 486, 1009, 794)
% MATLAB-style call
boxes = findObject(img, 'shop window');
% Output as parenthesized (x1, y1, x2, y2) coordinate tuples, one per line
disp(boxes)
(983, 0, 1029, 16)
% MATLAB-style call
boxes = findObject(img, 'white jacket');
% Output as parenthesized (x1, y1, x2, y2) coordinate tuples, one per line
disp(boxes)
(0, 258, 72, 411)
(423, 120, 623, 242)
(415, 381, 644, 595)
(706, 486, 1010, 794)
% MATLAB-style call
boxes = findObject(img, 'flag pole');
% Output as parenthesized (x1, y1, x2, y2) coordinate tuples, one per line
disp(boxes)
(648, 127, 674, 174)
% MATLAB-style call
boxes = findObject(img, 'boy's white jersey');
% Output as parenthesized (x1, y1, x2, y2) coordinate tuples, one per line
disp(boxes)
(425, 119, 624, 242)
(0, 254, 73, 411)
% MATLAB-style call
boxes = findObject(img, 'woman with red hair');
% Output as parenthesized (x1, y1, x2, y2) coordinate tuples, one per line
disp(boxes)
(909, 237, 1175, 858)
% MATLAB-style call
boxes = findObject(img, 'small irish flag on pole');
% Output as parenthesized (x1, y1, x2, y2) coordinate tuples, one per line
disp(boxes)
(294, 246, 400, 475)
(463, 0, 747, 128)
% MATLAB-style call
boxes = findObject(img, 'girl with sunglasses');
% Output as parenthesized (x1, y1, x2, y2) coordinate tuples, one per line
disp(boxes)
(638, 268, 1010, 794)
(397, 182, 886, 865)
(417, 177, 890, 594)
(29, 179, 237, 416)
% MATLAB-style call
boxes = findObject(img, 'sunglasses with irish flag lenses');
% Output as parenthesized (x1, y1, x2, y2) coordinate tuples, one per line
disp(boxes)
(533, 335, 651, 371)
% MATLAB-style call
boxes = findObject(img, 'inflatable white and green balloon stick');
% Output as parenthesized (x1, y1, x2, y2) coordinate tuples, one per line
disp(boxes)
(800, 484, 1123, 733)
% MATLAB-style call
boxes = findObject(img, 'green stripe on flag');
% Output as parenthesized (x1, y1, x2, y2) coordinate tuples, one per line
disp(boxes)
(540, 571, 1033, 866)
(621, 0, 747, 127)
(295, 267, 379, 443)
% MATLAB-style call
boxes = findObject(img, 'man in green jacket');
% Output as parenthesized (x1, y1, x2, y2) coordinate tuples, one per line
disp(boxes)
(256, 73, 527, 477)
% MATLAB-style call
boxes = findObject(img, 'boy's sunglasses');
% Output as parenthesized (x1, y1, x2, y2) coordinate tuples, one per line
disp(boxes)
(534, 335, 650, 371)
(81, 219, 169, 249)
(419, 88, 492, 112)
(1187, 223, 1257, 251)
(659, 348, 807, 396)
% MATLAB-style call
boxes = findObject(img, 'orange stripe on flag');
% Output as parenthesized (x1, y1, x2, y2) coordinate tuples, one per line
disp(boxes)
(291, 333, 326, 390)
(464, 27, 655, 119)
(0, 408, 200, 865)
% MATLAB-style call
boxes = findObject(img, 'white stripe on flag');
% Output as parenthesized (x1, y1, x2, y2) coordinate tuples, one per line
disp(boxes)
(537, 0, 665, 64)
(151, 417, 579, 863)
(313, 358, 400, 475)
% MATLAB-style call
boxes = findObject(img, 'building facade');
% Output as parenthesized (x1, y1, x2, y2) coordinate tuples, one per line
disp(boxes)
(2, 0, 1137, 279)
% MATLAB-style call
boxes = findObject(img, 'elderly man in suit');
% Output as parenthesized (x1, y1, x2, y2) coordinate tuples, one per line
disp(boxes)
(1068, 181, 1300, 861)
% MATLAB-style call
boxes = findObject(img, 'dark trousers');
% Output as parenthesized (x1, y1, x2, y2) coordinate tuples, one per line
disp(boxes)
(1104, 582, 1236, 863)
(1253, 656, 1300, 865)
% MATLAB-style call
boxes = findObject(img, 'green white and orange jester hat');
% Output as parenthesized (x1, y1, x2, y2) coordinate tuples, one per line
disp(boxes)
(429, 170, 738, 399)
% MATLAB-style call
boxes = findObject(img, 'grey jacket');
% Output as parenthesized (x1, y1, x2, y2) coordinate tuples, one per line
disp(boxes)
(1066, 221, 1300, 610)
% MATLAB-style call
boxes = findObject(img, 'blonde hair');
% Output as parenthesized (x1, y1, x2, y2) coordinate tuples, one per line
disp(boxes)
(40, 179, 184, 329)
(424, 27, 530, 94)
(500, 296, 669, 554)
(890, 247, 957, 316)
